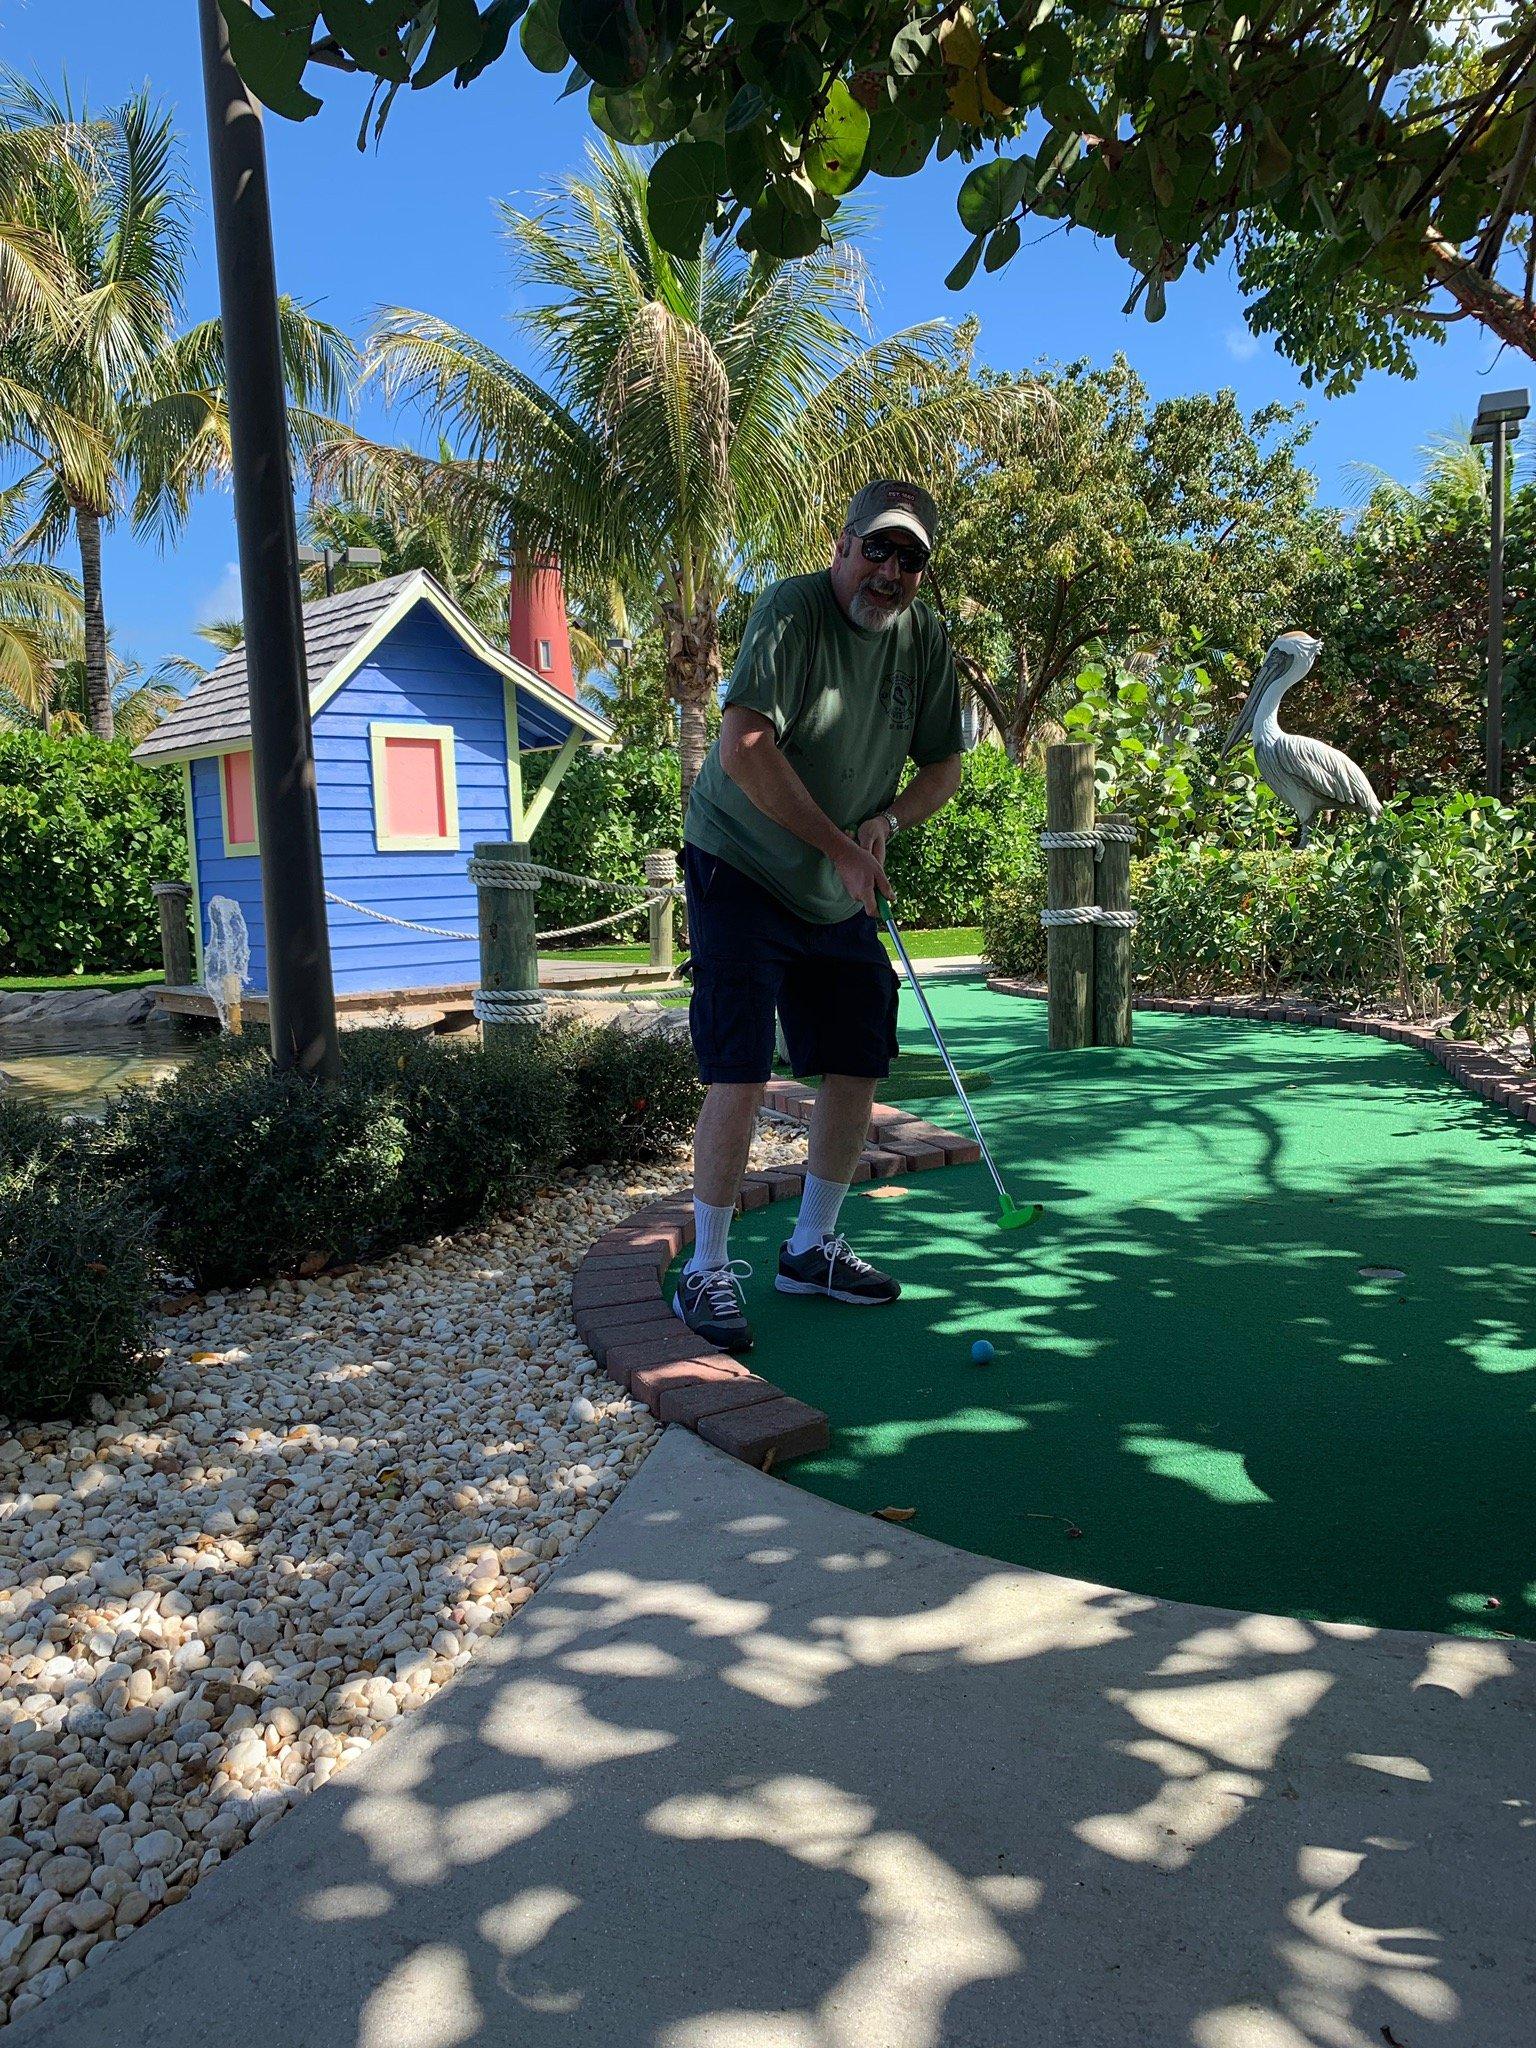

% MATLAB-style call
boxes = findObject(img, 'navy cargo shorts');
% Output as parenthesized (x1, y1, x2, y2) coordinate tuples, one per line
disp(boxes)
(681, 843, 900, 1085)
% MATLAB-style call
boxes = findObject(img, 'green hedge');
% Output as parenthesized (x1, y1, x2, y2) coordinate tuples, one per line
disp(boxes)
(94, 1018, 704, 1292)
(0, 1102, 158, 1421)
(535, 746, 681, 945)
(887, 746, 1044, 928)
(983, 796, 1521, 1020)
(0, 731, 187, 975)
(3, 1017, 704, 1415)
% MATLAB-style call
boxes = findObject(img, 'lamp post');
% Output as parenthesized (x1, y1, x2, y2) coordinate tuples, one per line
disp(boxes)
(197, 0, 339, 1078)
(1470, 386, 1529, 800)
(298, 543, 384, 598)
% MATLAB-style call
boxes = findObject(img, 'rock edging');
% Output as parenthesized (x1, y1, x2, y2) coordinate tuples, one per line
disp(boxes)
(570, 1080, 979, 1469)
(986, 977, 1536, 1127)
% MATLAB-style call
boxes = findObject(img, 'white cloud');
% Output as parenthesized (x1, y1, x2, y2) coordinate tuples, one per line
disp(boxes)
(195, 560, 243, 628)
(1224, 325, 1260, 362)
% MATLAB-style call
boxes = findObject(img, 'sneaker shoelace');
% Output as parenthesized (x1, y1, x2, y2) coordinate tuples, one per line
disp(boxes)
(819, 1234, 873, 1284)
(686, 1258, 752, 1320)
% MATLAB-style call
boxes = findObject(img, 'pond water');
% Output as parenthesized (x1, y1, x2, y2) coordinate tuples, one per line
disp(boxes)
(0, 1017, 209, 1116)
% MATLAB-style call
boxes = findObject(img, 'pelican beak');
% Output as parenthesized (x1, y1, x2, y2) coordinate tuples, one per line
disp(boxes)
(1220, 647, 1288, 760)
(1219, 687, 1259, 762)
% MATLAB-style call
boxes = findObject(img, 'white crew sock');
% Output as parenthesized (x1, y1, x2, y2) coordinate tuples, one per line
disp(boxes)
(686, 1198, 735, 1276)
(788, 1173, 849, 1256)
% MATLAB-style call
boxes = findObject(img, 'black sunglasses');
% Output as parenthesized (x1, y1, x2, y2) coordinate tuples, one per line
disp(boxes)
(859, 534, 930, 575)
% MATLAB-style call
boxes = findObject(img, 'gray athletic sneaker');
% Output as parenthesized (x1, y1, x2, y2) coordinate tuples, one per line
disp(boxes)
(775, 1234, 900, 1305)
(672, 1258, 755, 1354)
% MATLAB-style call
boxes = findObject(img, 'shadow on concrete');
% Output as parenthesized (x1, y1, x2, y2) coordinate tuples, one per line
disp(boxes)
(20, 1429, 1535, 2048)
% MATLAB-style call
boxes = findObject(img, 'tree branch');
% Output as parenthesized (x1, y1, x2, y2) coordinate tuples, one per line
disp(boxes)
(1423, 227, 1536, 361)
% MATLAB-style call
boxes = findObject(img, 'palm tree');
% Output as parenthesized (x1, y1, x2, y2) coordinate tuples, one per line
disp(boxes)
(330, 140, 1034, 795)
(301, 479, 508, 634)
(0, 78, 353, 741)
(0, 566, 82, 731)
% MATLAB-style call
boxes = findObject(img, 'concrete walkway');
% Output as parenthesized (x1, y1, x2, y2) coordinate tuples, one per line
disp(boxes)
(18, 1428, 1534, 2048)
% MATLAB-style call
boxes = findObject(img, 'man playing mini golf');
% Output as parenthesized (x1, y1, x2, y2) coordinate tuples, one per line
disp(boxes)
(674, 478, 964, 1354)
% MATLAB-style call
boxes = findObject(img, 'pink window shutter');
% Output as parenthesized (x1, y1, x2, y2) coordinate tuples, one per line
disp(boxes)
(383, 736, 448, 839)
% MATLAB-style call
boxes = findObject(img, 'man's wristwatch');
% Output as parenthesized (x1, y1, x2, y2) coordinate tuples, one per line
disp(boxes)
(883, 811, 900, 836)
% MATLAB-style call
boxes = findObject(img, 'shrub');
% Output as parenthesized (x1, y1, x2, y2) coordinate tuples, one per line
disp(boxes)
(1434, 797, 1536, 1046)
(337, 1026, 571, 1234)
(981, 868, 1048, 978)
(0, 731, 186, 975)
(548, 1018, 704, 1168)
(1126, 796, 1502, 1007)
(94, 1021, 589, 1287)
(887, 745, 1044, 927)
(0, 1096, 73, 1175)
(534, 746, 681, 946)
(0, 1123, 158, 1422)
(99, 1057, 411, 1290)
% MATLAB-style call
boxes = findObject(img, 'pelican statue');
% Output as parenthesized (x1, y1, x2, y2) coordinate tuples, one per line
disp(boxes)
(1220, 630, 1381, 845)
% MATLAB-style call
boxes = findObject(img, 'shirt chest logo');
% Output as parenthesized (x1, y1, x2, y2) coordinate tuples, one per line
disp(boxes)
(880, 674, 917, 730)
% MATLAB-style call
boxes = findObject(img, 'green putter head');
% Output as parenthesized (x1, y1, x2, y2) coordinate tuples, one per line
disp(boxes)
(999, 1195, 1044, 1230)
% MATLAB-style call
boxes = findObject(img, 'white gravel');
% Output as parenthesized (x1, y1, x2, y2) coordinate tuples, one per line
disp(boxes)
(0, 1115, 805, 2028)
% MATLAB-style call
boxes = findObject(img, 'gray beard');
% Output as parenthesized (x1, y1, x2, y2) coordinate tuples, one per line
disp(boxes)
(849, 588, 907, 631)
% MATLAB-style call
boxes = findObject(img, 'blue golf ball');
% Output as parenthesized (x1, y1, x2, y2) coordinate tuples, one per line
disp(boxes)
(971, 1339, 996, 1366)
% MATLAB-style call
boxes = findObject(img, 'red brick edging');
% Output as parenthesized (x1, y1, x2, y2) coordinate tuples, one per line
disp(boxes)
(986, 977, 1536, 1126)
(571, 1080, 978, 1470)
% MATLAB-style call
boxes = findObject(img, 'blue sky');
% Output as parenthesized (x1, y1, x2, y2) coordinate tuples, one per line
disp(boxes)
(2, 0, 1518, 678)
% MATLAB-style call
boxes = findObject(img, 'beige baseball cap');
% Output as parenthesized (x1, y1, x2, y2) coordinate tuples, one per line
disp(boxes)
(845, 478, 938, 551)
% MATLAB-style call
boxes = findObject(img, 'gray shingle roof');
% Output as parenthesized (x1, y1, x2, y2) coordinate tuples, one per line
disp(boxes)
(132, 569, 609, 763)
(134, 573, 419, 763)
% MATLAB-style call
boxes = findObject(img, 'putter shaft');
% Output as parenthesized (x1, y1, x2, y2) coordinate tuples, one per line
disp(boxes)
(881, 906, 1013, 1210)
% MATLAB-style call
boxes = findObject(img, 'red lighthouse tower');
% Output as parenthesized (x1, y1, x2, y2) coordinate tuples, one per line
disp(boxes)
(507, 556, 577, 700)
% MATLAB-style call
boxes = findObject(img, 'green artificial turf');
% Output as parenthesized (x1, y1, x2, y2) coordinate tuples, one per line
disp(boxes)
(669, 977, 1536, 1642)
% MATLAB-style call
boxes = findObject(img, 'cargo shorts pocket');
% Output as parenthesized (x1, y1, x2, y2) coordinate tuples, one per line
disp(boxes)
(687, 958, 781, 1084)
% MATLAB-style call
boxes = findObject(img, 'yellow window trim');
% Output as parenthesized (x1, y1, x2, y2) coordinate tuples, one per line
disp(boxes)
(217, 748, 260, 859)
(370, 720, 461, 852)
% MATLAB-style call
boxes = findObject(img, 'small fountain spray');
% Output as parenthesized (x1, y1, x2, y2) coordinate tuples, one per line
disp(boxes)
(204, 896, 251, 1034)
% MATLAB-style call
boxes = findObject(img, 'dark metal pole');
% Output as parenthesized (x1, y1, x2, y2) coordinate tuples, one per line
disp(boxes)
(1488, 422, 1507, 800)
(197, 0, 340, 1076)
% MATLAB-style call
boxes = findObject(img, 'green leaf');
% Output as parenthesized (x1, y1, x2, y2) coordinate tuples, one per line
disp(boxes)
(412, 0, 487, 88)
(590, 74, 686, 145)
(1255, 121, 1293, 189)
(867, 87, 941, 177)
(557, 0, 648, 89)
(983, 219, 1021, 272)
(319, 0, 415, 81)
(957, 155, 1031, 233)
(725, 83, 767, 134)
(944, 231, 986, 291)
(454, 0, 529, 85)
(1145, 274, 1167, 321)
(738, 186, 825, 259)
(891, 20, 937, 77)
(520, 0, 567, 73)
(648, 139, 727, 257)
(219, 0, 324, 120)
(805, 79, 870, 197)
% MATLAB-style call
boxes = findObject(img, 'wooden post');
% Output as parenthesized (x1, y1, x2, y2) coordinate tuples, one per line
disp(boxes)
(645, 849, 677, 972)
(469, 841, 543, 1051)
(1093, 816, 1135, 1047)
(151, 881, 193, 987)
(1043, 743, 1096, 1051)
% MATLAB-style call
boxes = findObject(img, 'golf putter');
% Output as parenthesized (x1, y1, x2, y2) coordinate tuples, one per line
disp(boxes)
(881, 902, 1042, 1231)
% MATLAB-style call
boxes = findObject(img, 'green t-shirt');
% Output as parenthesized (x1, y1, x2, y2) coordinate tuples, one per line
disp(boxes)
(685, 571, 962, 923)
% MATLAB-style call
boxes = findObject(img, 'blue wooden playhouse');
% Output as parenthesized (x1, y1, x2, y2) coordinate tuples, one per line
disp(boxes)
(134, 570, 615, 1004)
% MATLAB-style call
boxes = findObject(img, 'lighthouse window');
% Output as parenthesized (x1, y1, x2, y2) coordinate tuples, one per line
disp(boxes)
(535, 638, 552, 671)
